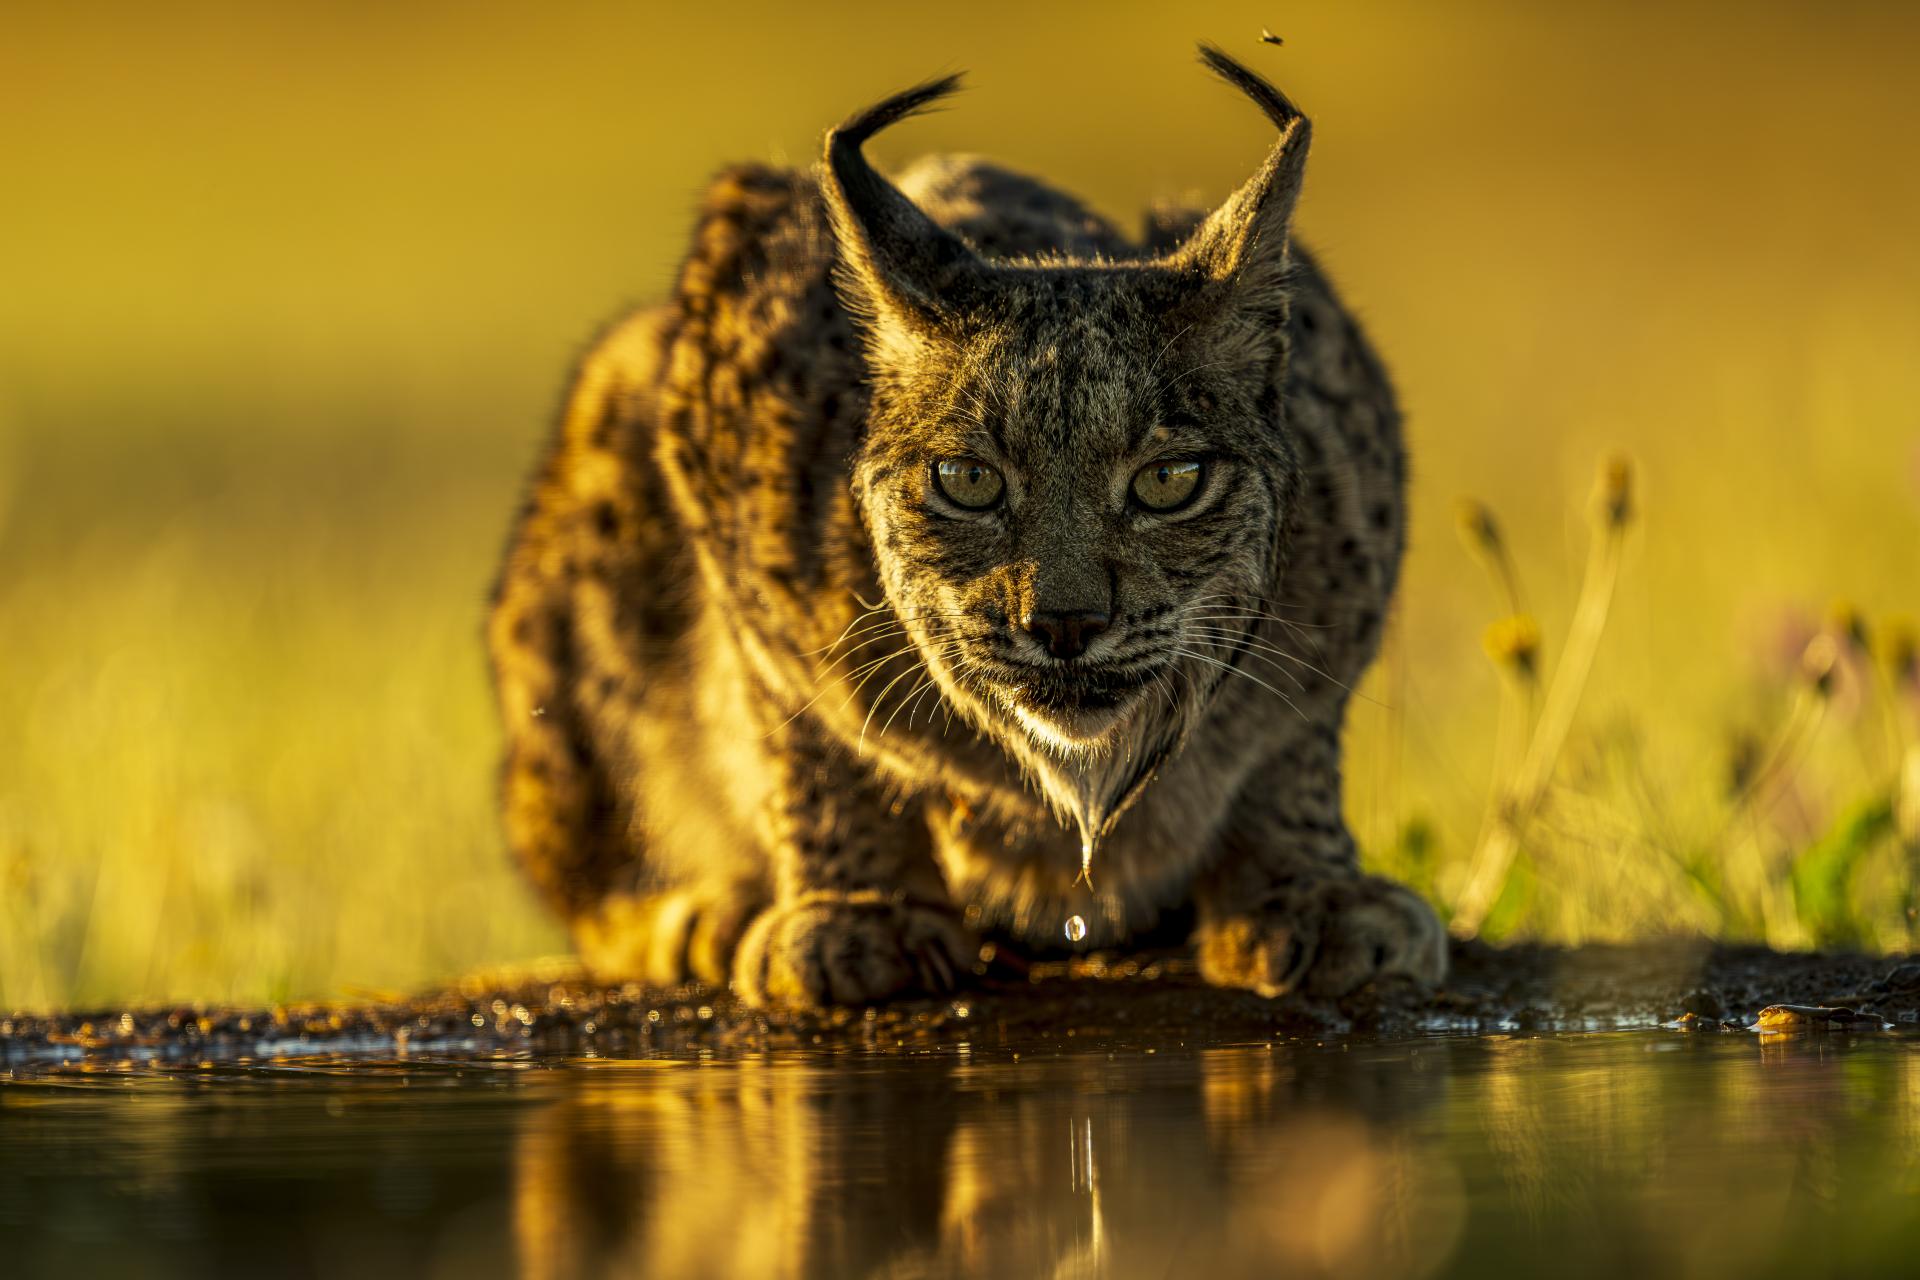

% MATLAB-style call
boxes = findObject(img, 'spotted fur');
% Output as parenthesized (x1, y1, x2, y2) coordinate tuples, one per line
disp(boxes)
(487, 46, 1445, 1007)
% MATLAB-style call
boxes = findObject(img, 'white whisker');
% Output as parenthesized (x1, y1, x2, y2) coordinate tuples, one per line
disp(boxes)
(1172, 646, 1308, 723)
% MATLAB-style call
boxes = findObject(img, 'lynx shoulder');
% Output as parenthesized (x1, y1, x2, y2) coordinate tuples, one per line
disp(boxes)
(488, 46, 1444, 1007)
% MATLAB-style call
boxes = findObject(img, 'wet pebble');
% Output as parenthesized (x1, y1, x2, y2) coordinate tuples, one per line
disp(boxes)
(1506, 1007, 1551, 1031)
(1679, 989, 1725, 1020)
(1672, 1012, 1730, 1032)
(1753, 1004, 1883, 1033)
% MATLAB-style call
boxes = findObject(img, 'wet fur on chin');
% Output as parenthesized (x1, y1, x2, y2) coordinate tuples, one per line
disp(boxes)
(1006, 689, 1166, 836)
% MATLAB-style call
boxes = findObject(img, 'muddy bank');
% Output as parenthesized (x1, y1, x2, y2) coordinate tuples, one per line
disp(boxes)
(5, 940, 1918, 1070)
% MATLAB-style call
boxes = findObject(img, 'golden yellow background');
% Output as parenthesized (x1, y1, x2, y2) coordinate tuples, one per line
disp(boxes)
(3, 2, 1916, 1007)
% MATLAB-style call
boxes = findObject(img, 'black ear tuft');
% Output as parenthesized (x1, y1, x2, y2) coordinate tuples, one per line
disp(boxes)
(1166, 43, 1313, 297)
(821, 75, 982, 341)
(828, 73, 966, 153)
(1195, 43, 1301, 132)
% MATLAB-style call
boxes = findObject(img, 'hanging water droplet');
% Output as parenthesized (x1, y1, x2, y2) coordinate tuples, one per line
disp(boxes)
(1064, 914, 1087, 943)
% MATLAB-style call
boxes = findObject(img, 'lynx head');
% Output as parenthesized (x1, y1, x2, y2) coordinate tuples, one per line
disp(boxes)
(828, 47, 1311, 855)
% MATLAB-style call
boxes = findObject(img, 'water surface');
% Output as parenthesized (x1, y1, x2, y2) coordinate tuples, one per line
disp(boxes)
(4, 1031, 1917, 1278)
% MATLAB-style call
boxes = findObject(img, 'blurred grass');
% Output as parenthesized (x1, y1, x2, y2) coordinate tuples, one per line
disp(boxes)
(2, 1, 1917, 1007)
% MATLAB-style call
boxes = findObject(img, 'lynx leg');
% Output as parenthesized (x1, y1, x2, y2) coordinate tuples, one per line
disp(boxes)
(490, 590, 768, 987)
(490, 306, 769, 986)
(1193, 728, 1446, 999)
(488, 564, 630, 915)
(732, 727, 972, 1009)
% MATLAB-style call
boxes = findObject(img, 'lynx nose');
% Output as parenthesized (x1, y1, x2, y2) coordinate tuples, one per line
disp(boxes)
(1023, 609, 1110, 661)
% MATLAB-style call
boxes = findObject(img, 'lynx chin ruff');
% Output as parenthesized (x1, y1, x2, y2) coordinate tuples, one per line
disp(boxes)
(488, 45, 1446, 1008)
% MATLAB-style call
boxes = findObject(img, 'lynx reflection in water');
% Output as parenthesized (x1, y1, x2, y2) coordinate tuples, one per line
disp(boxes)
(5, 1031, 1919, 1278)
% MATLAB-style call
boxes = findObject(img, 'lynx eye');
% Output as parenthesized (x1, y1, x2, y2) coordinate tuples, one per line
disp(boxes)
(1131, 458, 1203, 511)
(933, 457, 1004, 510)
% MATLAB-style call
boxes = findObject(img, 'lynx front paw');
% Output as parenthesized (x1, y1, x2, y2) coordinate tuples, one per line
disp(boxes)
(732, 891, 975, 1009)
(1195, 874, 1446, 1000)
(573, 886, 764, 988)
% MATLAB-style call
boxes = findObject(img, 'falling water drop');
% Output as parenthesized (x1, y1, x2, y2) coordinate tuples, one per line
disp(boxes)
(1064, 914, 1087, 943)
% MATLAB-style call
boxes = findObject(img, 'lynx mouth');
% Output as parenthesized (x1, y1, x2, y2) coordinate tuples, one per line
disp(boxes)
(987, 662, 1158, 751)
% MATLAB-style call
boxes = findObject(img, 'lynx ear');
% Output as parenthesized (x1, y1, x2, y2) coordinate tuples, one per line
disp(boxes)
(1167, 45, 1312, 306)
(822, 75, 984, 344)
